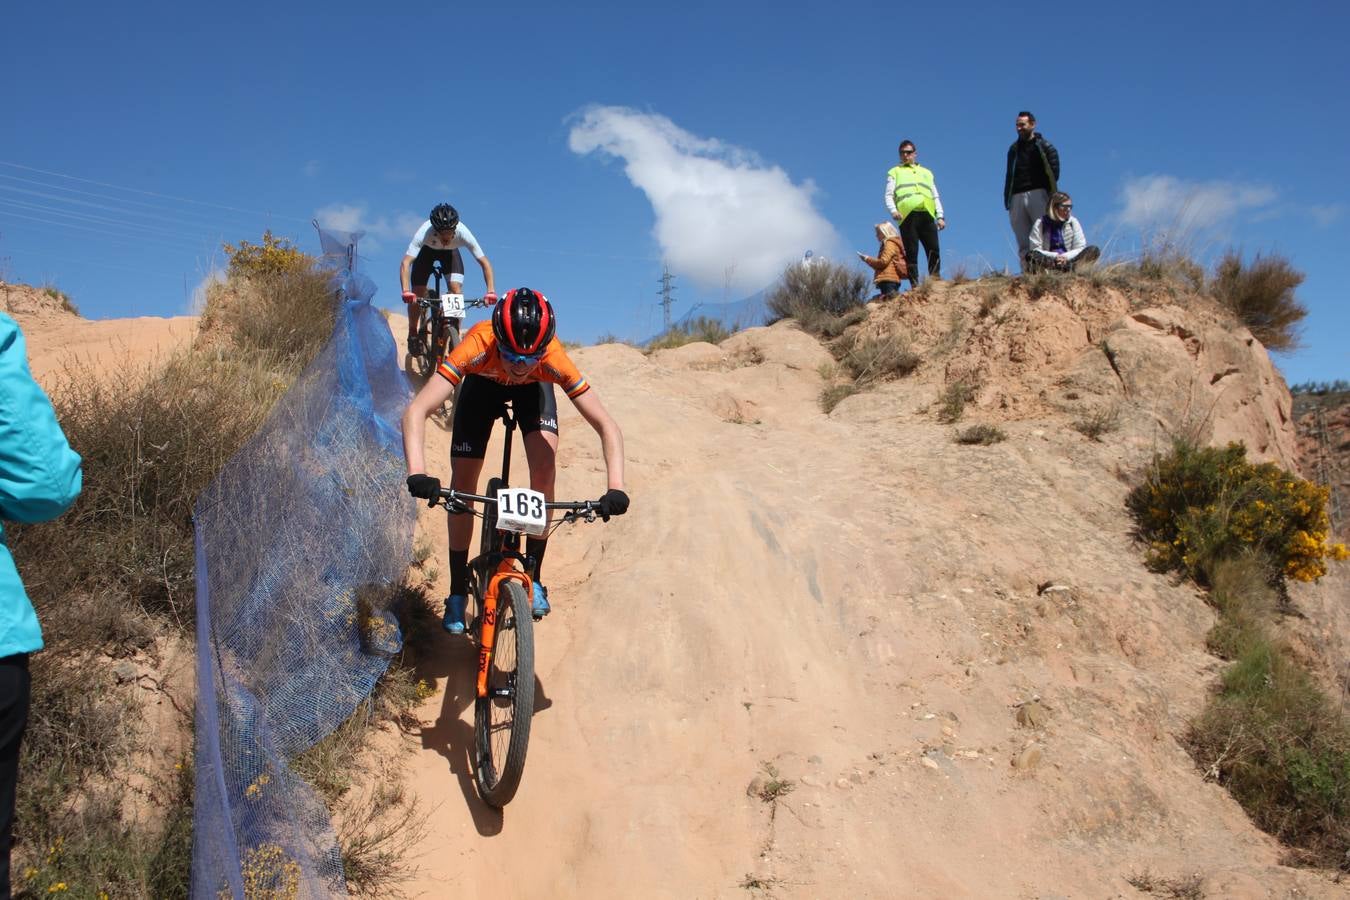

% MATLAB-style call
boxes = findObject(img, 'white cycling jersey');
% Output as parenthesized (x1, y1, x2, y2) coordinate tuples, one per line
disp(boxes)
(405, 221, 487, 259)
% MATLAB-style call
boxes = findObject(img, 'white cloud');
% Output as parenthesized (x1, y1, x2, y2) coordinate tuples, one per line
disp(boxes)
(314, 203, 418, 251)
(567, 106, 841, 293)
(1309, 204, 1344, 228)
(1115, 175, 1278, 236)
(302, 160, 321, 178)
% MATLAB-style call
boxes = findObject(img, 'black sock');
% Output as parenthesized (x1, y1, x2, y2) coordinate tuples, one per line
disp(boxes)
(449, 549, 469, 596)
(527, 537, 548, 585)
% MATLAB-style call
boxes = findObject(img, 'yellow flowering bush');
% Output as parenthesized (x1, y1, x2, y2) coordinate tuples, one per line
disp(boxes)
(1127, 440, 1347, 584)
(223, 230, 312, 279)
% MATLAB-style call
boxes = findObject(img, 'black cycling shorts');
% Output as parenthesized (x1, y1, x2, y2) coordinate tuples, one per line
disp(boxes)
(450, 375, 559, 459)
(410, 246, 464, 288)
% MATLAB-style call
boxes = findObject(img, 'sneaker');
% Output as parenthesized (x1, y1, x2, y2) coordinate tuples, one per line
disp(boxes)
(531, 583, 550, 620)
(407, 334, 423, 357)
(442, 594, 467, 635)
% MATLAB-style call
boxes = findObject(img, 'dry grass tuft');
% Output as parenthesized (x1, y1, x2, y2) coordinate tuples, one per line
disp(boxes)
(7, 235, 342, 892)
(954, 424, 1006, 445)
(1125, 870, 1205, 899)
(765, 259, 869, 326)
(646, 316, 736, 351)
(1072, 404, 1121, 441)
(936, 380, 975, 424)
(1209, 251, 1306, 352)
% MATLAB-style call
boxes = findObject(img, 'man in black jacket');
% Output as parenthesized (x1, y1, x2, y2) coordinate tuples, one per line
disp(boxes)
(1004, 111, 1060, 271)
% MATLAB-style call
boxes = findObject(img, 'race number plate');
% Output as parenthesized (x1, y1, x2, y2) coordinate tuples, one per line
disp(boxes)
(441, 293, 465, 318)
(495, 487, 547, 536)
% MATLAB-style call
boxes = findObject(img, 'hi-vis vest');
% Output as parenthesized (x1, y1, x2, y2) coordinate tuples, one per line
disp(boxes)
(888, 164, 937, 222)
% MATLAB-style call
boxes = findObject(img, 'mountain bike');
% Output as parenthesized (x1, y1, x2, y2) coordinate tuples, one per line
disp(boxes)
(409, 261, 486, 378)
(430, 401, 609, 807)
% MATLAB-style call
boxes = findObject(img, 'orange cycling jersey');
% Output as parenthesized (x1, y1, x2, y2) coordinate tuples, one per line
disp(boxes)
(437, 321, 590, 399)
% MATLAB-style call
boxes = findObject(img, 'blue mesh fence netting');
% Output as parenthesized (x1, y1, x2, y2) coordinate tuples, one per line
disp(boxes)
(191, 226, 416, 897)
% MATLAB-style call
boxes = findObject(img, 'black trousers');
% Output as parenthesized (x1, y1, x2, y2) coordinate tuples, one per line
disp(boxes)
(899, 211, 941, 285)
(0, 654, 29, 900)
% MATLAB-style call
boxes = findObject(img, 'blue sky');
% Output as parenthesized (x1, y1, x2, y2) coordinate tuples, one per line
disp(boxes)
(2, 0, 1346, 383)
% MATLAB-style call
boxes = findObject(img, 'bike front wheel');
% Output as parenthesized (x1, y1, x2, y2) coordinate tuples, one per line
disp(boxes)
(473, 578, 535, 807)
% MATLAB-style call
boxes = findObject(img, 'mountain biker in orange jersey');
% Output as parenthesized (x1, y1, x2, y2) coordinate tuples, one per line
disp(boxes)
(400, 203, 497, 356)
(401, 288, 629, 633)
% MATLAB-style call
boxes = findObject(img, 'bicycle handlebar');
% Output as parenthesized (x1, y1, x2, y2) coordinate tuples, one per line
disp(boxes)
(432, 488, 604, 523)
(415, 295, 492, 310)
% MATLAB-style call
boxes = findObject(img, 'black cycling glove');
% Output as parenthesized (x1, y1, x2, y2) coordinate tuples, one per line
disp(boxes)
(406, 474, 441, 505)
(597, 488, 630, 521)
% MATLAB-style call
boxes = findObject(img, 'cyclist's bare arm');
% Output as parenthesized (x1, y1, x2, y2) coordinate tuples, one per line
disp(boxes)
(399, 255, 417, 294)
(451, 254, 495, 296)
(570, 388, 625, 491)
(401, 374, 456, 475)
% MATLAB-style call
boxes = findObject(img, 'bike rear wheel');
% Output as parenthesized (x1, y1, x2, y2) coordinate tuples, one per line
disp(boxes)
(473, 578, 535, 807)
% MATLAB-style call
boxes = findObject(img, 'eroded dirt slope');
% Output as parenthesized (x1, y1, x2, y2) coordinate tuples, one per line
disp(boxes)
(382, 285, 1346, 900)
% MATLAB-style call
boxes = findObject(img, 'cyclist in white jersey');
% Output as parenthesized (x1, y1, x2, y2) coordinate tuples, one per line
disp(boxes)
(400, 203, 496, 355)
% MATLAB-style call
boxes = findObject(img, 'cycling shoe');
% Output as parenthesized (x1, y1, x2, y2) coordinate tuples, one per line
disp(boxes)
(531, 583, 550, 620)
(442, 594, 467, 635)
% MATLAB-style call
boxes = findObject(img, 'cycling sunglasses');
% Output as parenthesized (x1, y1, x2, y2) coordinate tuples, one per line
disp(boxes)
(500, 346, 543, 366)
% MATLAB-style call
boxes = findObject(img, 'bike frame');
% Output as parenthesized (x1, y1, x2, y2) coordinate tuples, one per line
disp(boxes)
(470, 406, 535, 699)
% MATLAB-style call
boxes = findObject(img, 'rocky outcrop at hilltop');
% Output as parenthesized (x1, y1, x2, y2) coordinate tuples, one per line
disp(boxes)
(868, 277, 1299, 470)
(1, 280, 81, 320)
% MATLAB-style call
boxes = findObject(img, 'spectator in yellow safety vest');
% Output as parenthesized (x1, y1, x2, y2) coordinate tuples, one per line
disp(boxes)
(884, 140, 945, 287)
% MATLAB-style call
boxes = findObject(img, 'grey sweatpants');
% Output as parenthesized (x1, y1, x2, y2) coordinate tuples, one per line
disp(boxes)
(1008, 189, 1049, 270)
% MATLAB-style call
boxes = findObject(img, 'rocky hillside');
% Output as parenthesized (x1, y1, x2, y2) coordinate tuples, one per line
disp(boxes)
(385, 275, 1346, 898)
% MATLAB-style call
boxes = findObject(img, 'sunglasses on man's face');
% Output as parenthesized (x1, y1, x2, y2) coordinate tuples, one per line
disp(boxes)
(500, 347, 543, 366)
(1055, 203, 1073, 210)
(900, 149, 917, 155)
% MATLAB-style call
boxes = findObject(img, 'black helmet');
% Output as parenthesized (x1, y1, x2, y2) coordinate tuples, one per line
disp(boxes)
(429, 203, 459, 233)
(492, 288, 556, 356)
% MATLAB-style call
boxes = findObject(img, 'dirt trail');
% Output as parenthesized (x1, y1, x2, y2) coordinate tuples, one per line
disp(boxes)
(383, 313, 1346, 899)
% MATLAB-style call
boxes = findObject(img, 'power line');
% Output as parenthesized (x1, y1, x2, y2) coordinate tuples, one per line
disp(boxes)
(0, 159, 310, 223)
(0, 177, 272, 233)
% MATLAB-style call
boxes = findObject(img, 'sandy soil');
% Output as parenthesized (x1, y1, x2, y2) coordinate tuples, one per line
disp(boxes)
(19, 311, 198, 387)
(375, 311, 1347, 900)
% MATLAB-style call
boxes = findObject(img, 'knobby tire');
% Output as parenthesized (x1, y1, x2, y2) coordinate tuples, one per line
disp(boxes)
(473, 578, 535, 807)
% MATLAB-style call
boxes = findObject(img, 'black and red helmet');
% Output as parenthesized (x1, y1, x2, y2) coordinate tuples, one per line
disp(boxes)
(492, 288, 556, 357)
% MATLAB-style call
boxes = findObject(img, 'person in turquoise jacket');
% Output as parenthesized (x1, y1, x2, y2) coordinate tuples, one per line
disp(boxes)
(0, 311, 82, 897)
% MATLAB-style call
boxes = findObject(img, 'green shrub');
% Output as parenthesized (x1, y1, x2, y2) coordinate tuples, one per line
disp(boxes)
(1188, 630, 1350, 867)
(765, 259, 868, 329)
(223, 229, 311, 279)
(645, 316, 735, 351)
(1209, 251, 1307, 352)
(1126, 440, 1347, 586)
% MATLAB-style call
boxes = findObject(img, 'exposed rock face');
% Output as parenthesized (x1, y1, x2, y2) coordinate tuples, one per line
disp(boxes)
(1104, 306, 1296, 468)
(892, 280, 1300, 469)
(1, 280, 82, 320)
